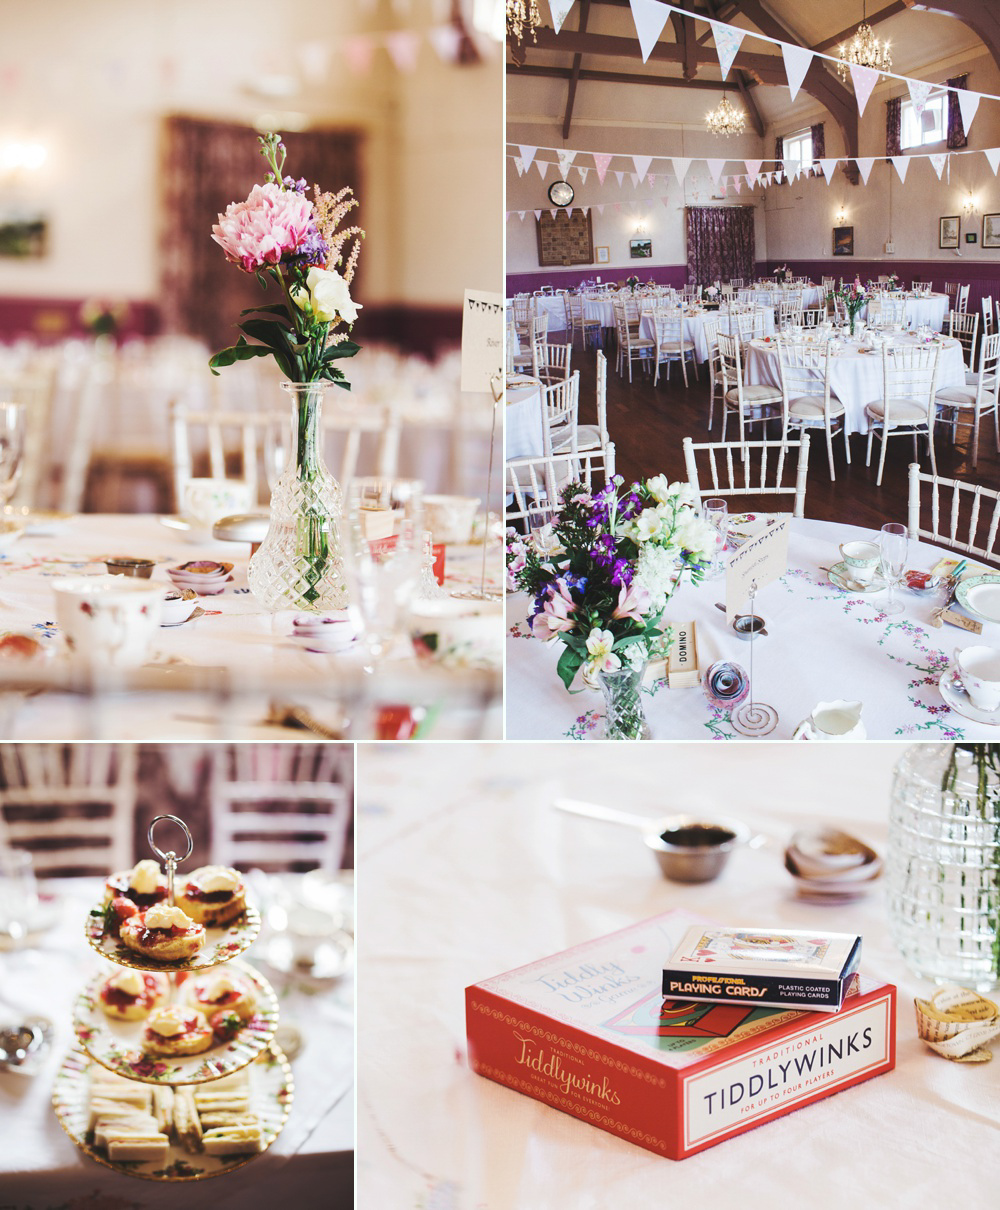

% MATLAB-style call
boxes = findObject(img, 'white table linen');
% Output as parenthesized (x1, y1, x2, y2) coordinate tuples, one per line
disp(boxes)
(357, 741, 995, 1210)
(505, 380, 545, 460)
(639, 310, 776, 363)
(0, 877, 353, 1208)
(506, 516, 1000, 741)
(752, 285, 823, 309)
(744, 335, 966, 436)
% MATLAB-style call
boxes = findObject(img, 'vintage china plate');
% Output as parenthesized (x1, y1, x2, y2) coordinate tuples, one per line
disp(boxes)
(51, 1042, 293, 1182)
(85, 902, 261, 971)
(72, 958, 278, 1085)
(954, 574, 1000, 624)
(939, 666, 1000, 727)
(3, 506, 74, 535)
(827, 561, 885, 594)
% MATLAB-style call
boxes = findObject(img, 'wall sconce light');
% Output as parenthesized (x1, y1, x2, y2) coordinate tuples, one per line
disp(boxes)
(0, 141, 47, 181)
(835, 205, 847, 225)
(635, 221, 648, 236)
(961, 192, 978, 217)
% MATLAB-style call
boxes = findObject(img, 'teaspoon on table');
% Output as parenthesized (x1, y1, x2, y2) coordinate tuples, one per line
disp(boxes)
(0, 1018, 50, 1074)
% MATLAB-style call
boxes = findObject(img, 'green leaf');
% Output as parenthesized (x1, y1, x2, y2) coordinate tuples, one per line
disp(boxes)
(321, 341, 361, 362)
(556, 645, 583, 691)
(239, 303, 292, 319)
(208, 339, 275, 375)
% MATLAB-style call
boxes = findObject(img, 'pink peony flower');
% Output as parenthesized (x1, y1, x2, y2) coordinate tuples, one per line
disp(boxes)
(530, 581, 577, 640)
(212, 182, 315, 273)
(612, 581, 651, 623)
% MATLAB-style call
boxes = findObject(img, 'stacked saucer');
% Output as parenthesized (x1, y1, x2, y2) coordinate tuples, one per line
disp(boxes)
(289, 613, 358, 654)
(166, 561, 234, 596)
(784, 827, 882, 903)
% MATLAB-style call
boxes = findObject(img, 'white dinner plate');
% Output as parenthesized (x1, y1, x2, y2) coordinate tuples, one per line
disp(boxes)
(955, 574, 1000, 624)
(939, 666, 1000, 727)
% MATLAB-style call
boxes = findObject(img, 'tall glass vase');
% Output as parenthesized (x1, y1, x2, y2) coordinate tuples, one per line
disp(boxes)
(886, 743, 1000, 990)
(598, 665, 650, 741)
(247, 381, 347, 612)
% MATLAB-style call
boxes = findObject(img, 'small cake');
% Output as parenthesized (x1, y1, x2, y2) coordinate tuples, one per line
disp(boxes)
(120, 903, 206, 962)
(141, 1005, 214, 1057)
(183, 970, 257, 1022)
(103, 859, 169, 909)
(98, 968, 169, 1021)
(175, 865, 247, 927)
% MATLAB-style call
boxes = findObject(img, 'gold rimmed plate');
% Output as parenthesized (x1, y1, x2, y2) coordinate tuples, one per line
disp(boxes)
(72, 958, 278, 1085)
(52, 1042, 293, 1182)
(85, 903, 261, 971)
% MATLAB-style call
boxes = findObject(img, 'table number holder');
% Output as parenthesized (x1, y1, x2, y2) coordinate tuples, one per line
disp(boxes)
(731, 580, 778, 737)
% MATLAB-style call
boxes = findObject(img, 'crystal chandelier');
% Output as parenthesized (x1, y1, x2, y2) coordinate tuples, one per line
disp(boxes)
(706, 93, 746, 138)
(506, 0, 541, 45)
(836, 3, 892, 82)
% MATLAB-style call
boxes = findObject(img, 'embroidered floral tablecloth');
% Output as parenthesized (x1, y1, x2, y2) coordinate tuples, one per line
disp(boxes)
(506, 516, 999, 741)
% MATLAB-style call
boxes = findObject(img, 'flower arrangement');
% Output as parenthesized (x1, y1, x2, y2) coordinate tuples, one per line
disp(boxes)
(774, 265, 790, 280)
(625, 275, 640, 293)
(835, 277, 868, 335)
(209, 133, 364, 385)
(704, 285, 719, 299)
(80, 297, 129, 339)
(506, 476, 714, 695)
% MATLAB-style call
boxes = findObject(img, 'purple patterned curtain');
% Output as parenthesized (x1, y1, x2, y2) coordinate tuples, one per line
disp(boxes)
(810, 124, 825, 172)
(686, 207, 755, 284)
(947, 74, 969, 149)
(774, 135, 784, 183)
(886, 97, 902, 158)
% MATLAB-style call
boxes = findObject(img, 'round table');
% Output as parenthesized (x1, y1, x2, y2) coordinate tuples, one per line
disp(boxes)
(860, 293, 950, 332)
(505, 515, 1000, 740)
(743, 334, 967, 436)
(505, 377, 545, 459)
(752, 285, 823, 309)
(639, 309, 776, 363)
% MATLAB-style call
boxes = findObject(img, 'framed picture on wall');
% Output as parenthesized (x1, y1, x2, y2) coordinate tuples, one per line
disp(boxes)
(595, 245, 610, 264)
(983, 214, 1000, 248)
(0, 212, 47, 258)
(966, 232, 978, 244)
(832, 226, 853, 256)
(939, 216, 960, 249)
(629, 238, 652, 258)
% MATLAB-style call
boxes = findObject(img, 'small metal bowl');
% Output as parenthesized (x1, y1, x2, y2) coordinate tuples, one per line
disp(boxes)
(732, 613, 767, 640)
(105, 557, 155, 578)
(643, 814, 751, 883)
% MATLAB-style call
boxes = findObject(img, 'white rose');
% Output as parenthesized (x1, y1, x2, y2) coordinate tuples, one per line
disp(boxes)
(294, 267, 362, 325)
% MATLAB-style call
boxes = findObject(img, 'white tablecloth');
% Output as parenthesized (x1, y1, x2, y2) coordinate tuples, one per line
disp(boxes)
(506, 516, 1000, 741)
(0, 876, 353, 1209)
(752, 285, 823, 309)
(0, 515, 502, 740)
(505, 380, 545, 460)
(357, 741, 997, 1210)
(744, 335, 967, 436)
(639, 310, 776, 363)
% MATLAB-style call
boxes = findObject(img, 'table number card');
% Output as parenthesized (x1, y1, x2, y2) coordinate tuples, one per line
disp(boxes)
(461, 289, 503, 394)
(725, 519, 790, 623)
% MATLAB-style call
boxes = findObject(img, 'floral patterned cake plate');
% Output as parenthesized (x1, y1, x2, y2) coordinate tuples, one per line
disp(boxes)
(72, 958, 279, 1084)
(52, 1042, 293, 1182)
(85, 902, 261, 971)
(939, 666, 1000, 727)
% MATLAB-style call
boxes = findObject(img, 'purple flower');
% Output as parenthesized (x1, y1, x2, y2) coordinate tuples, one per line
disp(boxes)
(285, 226, 330, 269)
(610, 558, 633, 587)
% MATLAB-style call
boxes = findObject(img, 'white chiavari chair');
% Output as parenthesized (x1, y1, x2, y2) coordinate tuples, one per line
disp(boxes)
(907, 464, 1000, 567)
(717, 331, 782, 444)
(652, 313, 698, 388)
(948, 309, 979, 382)
(934, 330, 1000, 470)
(682, 435, 810, 518)
(865, 344, 940, 487)
(776, 339, 849, 479)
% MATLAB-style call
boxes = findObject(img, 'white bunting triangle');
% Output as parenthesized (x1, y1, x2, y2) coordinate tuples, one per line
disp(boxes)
(534, 210, 542, 221)
(647, 173, 656, 188)
(957, 89, 980, 135)
(597, 204, 605, 215)
(514, 157, 524, 176)
(547, 0, 575, 35)
(819, 158, 838, 184)
(709, 20, 745, 80)
(518, 146, 537, 171)
(781, 43, 813, 102)
(577, 166, 589, 184)
(891, 156, 910, 184)
(930, 153, 948, 179)
(633, 155, 652, 179)
(518, 211, 526, 221)
(550, 209, 558, 220)
(427, 24, 462, 64)
(985, 148, 1000, 176)
(744, 159, 762, 180)
(630, 173, 640, 188)
(557, 149, 576, 179)
(385, 31, 420, 72)
(535, 160, 549, 179)
(732, 176, 742, 193)
(908, 78, 933, 118)
(593, 153, 612, 185)
(614, 170, 625, 187)
(672, 157, 691, 185)
(856, 157, 875, 185)
(706, 159, 726, 186)
(849, 63, 879, 116)
(629, 0, 671, 64)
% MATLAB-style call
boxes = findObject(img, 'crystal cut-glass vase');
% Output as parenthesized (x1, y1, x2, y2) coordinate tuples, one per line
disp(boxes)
(598, 665, 651, 741)
(247, 381, 347, 612)
(886, 743, 1000, 990)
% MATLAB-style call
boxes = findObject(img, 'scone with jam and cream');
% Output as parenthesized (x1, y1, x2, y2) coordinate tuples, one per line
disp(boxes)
(175, 865, 246, 927)
(98, 969, 169, 1021)
(103, 860, 169, 909)
(141, 1005, 214, 1057)
(183, 970, 257, 1022)
(120, 903, 206, 962)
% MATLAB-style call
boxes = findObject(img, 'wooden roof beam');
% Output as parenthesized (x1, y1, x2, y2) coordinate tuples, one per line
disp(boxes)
(562, 0, 592, 140)
(670, 7, 700, 80)
(911, 1, 1000, 74)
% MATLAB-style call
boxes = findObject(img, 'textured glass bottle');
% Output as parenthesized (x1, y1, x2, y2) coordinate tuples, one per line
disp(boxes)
(598, 665, 651, 741)
(886, 743, 1000, 990)
(247, 382, 347, 611)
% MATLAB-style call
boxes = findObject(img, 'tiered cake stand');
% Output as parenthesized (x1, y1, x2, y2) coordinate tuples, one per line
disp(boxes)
(52, 815, 294, 1182)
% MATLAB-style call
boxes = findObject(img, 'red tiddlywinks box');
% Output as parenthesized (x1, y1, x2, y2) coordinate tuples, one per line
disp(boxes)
(466, 910, 896, 1160)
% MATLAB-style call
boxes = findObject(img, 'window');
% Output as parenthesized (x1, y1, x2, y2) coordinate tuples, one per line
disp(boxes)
(901, 95, 947, 148)
(782, 128, 813, 173)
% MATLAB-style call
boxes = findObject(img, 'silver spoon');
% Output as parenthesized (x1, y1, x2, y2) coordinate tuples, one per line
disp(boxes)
(0, 1016, 51, 1074)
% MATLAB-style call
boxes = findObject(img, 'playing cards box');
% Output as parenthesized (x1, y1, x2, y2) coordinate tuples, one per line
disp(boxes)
(466, 911, 894, 1160)
(662, 926, 863, 1012)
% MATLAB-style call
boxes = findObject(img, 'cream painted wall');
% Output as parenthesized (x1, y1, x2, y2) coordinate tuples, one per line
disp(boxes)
(0, 0, 502, 307)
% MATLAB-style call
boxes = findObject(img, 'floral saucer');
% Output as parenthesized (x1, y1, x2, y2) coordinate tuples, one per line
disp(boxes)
(827, 562, 885, 594)
(72, 958, 278, 1085)
(939, 666, 1000, 727)
(85, 901, 261, 971)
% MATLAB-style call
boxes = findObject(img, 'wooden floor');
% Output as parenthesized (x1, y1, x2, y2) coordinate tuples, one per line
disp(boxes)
(567, 336, 1000, 528)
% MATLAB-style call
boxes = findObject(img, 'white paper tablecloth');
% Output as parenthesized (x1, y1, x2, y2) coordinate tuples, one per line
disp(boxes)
(744, 335, 966, 435)
(506, 516, 1000, 741)
(0, 515, 501, 740)
(0, 877, 353, 1209)
(357, 741, 997, 1210)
